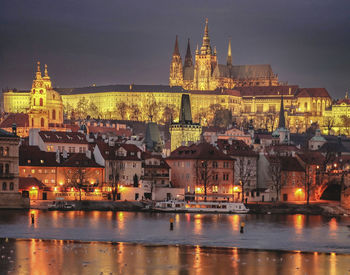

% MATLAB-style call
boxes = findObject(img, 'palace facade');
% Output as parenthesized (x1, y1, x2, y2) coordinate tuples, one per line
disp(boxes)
(1, 20, 334, 135)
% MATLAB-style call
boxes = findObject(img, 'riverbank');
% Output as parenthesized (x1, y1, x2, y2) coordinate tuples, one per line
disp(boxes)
(248, 202, 349, 216)
(30, 200, 350, 216)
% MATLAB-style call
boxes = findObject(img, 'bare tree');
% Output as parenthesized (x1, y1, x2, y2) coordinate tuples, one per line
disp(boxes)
(269, 156, 282, 202)
(323, 117, 335, 135)
(237, 157, 256, 203)
(64, 165, 94, 201)
(195, 160, 213, 201)
(109, 161, 120, 201)
(116, 102, 129, 120)
(130, 104, 141, 121)
(341, 115, 350, 135)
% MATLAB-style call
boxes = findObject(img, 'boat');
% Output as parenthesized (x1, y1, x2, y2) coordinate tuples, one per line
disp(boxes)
(153, 200, 249, 214)
(48, 201, 76, 211)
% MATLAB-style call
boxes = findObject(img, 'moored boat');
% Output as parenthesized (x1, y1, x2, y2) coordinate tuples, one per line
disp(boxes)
(153, 200, 249, 214)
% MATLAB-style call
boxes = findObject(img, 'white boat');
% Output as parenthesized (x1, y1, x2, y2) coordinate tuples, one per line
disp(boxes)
(48, 201, 76, 211)
(153, 200, 249, 214)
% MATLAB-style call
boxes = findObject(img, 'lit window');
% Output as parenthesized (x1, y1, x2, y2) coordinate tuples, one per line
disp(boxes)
(31, 169, 35, 174)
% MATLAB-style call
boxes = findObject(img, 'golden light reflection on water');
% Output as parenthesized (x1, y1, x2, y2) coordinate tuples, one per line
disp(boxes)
(5, 239, 349, 275)
(117, 212, 125, 231)
(194, 245, 202, 273)
(194, 214, 202, 234)
(329, 218, 338, 232)
(294, 214, 304, 235)
(230, 215, 240, 232)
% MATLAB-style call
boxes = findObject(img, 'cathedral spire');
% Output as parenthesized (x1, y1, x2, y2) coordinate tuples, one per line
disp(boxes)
(173, 35, 180, 56)
(227, 39, 232, 66)
(278, 96, 286, 129)
(200, 18, 211, 54)
(184, 38, 193, 67)
(36, 61, 42, 79)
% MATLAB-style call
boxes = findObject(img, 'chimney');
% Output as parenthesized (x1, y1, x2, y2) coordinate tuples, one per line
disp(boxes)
(56, 150, 60, 163)
(62, 149, 68, 159)
(12, 123, 17, 136)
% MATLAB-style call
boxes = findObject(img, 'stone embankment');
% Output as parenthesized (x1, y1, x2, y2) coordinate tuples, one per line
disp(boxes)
(248, 203, 349, 216)
(31, 200, 151, 211)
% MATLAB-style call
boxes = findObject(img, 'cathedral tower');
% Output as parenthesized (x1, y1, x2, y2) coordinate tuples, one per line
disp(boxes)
(193, 19, 218, 90)
(169, 35, 183, 87)
(182, 39, 194, 89)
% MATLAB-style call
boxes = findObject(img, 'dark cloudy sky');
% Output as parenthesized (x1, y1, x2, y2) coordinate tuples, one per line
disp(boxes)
(1, 0, 349, 98)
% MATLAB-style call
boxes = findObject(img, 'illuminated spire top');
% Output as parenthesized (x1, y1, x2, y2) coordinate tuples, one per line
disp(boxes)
(43, 64, 50, 79)
(36, 61, 42, 79)
(227, 39, 232, 66)
(184, 38, 193, 67)
(173, 35, 180, 56)
(200, 18, 211, 54)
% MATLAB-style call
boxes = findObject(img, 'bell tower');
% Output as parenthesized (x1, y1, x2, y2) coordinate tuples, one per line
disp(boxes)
(28, 61, 50, 129)
(193, 19, 218, 90)
(169, 35, 183, 87)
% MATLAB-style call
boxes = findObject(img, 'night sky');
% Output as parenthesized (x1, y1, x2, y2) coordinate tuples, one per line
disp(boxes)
(1, 0, 349, 98)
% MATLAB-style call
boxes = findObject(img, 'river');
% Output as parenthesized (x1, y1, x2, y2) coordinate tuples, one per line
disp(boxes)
(0, 210, 349, 274)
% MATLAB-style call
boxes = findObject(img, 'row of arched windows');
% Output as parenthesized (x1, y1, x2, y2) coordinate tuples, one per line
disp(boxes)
(2, 182, 14, 191)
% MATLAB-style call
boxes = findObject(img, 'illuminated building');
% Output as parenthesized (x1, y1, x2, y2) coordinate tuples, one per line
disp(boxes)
(166, 142, 235, 196)
(169, 94, 202, 151)
(169, 19, 279, 90)
(1, 31, 332, 134)
(28, 62, 63, 129)
(0, 128, 29, 208)
(323, 93, 350, 135)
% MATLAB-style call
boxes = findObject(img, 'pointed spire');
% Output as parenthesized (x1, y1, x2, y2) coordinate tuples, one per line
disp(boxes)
(36, 61, 42, 79)
(196, 44, 199, 55)
(214, 46, 217, 55)
(345, 91, 348, 99)
(184, 38, 193, 67)
(278, 96, 286, 129)
(200, 18, 211, 54)
(179, 94, 192, 123)
(173, 35, 180, 56)
(227, 39, 232, 66)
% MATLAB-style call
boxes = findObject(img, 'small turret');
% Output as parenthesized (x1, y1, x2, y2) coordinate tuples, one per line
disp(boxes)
(43, 64, 50, 80)
(169, 35, 183, 87)
(278, 96, 286, 129)
(36, 61, 42, 79)
(227, 39, 232, 66)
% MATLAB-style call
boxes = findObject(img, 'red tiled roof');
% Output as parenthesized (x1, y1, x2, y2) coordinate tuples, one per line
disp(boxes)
(236, 85, 299, 97)
(296, 151, 325, 165)
(95, 141, 142, 161)
(217, 139, 258, 157)
(19, 177, 46, 190)
(295, 88, 331, 98)
(168, 142, 233, 160)
(0, 113, 29, 128)
(335, 98, 350, 105)
(279, 156, 305, 172)
(19, 145, 102, 168)
(39, 131, 88, 144)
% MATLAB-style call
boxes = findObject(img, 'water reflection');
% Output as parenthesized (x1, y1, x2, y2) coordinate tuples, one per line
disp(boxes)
(1, 238, 350, 274)
(0, 211, 349, 254)
(294, 214, 304, 235)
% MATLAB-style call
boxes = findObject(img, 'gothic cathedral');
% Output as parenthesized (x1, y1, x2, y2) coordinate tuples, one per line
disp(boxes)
(169, 19, 279, 91)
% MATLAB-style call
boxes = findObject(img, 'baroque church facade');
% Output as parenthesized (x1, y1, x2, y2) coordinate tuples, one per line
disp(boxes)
(169, 19, 279, 91)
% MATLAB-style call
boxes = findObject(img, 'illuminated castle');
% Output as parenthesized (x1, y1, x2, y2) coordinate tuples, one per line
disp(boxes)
(170, 19, 279, 90)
